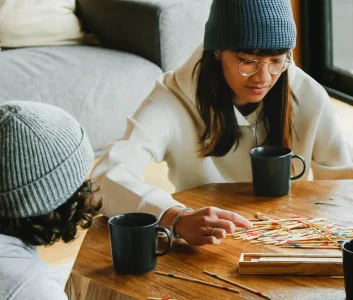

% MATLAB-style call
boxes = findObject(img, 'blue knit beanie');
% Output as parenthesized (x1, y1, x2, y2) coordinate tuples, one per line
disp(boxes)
(204, 0, 297, 50)
(0, 101, 94, 219)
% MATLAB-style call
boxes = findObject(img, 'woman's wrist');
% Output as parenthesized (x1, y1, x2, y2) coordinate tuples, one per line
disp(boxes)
(159, 206, 193, 239)
(170, 207, 193, 239)
(159, 207, 183, 229)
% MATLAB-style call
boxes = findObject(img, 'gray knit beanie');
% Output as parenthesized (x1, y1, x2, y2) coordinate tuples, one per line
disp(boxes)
(204, 0, 297, 51)
(0, 101, 94, 219)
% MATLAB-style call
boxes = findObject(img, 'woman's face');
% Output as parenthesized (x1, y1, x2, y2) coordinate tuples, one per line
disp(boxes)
(215, 51, 288, 107)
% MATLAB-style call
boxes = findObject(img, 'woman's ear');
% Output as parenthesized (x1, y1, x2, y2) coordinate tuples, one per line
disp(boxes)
(214, 50, 221, 61)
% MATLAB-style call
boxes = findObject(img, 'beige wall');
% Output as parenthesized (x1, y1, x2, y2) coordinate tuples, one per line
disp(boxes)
(291, 0, 302, 66)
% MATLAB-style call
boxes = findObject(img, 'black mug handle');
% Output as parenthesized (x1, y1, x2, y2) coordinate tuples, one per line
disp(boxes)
(291, 154, 306, 180)
(156, 226, 172, 256)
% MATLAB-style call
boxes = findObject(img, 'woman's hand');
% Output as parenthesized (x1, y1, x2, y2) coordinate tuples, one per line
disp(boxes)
(160, 206, 252, 246)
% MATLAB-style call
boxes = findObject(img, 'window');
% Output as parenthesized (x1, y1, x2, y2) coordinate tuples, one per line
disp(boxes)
(301, 0, 353, 104)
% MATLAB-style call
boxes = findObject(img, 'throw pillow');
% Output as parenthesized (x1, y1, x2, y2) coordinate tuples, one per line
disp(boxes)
(0, 0, 87, 48)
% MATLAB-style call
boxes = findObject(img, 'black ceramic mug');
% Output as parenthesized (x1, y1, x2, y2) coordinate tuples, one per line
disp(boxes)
(342, 239, 353, 300)
(250, 146, 306, 197)
(108, 213, 172, 275)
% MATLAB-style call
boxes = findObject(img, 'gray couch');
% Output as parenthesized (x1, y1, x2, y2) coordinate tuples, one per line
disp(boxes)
(0, 0, 212, 155)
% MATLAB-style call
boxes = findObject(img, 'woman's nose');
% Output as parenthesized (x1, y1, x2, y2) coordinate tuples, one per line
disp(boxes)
(252, 62, 272, 82)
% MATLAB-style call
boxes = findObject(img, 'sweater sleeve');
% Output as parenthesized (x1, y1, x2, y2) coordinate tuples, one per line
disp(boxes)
(14, 272, 67, 300)
(311, 99, 353, 179)
(91, 99, 185, 219)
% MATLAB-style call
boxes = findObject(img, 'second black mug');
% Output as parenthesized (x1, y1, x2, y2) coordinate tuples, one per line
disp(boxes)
(342, 239, 353, 300)
(250, 145, 306, 197)
(108, 212, 172, 275)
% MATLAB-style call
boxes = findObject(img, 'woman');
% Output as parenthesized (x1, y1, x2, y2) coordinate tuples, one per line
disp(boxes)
(92, 0, 353, 246)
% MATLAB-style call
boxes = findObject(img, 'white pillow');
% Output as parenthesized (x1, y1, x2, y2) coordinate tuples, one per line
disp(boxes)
(0, 0, 86, 48)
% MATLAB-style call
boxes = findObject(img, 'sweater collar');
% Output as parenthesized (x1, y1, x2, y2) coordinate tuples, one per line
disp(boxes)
(234, 102, 263, 127)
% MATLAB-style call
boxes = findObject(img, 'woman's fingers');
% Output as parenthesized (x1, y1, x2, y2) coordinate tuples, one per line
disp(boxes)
(211, 227, 227, 239)
(201, 227, 226, 244)
(172, 206, 252, 246)
(215, 209, 253, 229)
(208, 219, 237, 233)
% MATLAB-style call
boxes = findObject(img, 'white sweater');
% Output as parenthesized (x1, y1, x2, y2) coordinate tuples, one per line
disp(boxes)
(91, 45, 353, 219)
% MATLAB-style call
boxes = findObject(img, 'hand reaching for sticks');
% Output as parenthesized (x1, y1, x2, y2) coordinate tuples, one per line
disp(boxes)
(159, 206, 253, 246)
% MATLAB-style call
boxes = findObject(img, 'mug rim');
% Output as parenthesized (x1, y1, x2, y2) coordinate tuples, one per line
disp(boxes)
(342, 239, 353, 254)
(108, 212, 158, 229)
(250, 145, 292, 159)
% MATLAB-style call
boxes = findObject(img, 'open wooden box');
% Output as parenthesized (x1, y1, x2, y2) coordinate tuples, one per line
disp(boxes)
(238, 253, 343, 275)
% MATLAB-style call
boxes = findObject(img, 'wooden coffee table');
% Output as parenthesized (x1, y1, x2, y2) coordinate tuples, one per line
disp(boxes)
(65, 180, 353, 300)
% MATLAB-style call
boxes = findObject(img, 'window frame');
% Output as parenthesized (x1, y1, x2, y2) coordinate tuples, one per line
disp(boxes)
(301, 0, 353, 104)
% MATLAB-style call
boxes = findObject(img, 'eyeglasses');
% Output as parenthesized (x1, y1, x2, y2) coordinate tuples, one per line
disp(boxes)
(237, 58, 292, 77)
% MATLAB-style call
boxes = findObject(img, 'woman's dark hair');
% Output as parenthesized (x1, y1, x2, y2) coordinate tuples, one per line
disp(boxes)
(0, 180, 102, 246)
(192, 49, 298, 157)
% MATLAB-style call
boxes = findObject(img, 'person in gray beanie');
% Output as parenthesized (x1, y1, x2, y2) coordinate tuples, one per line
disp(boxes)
(0, 101, 102, 300)
(92, 0, 353, 247)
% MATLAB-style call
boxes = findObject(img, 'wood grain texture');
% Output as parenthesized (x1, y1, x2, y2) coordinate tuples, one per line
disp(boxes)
(65, 180, 353, 300)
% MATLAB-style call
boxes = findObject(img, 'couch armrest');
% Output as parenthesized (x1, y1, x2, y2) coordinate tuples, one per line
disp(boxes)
(77, 0, 212, 71)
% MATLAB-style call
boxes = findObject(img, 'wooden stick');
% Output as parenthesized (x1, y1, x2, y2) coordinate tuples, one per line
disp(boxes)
(288, 243, 336, 246)
(155, 271, 239, 294)
(238, 212, 350, 248)
(256, 212, 294, 234)
(287, 240, 337, 244)
(260, 228, 311, 242)
(203, 270, 271, 300)
(298, 219, 342, 247)
(227, 226, 271, 237)
(280, 245, 340, 249)
(148, 298, 177, 300)
(251, 218, 304, 225)
(310, 222, 350, 241)
(331, 276, 344, 279)
(244, 229, 281, 241)
(267, 231, 318, 243)
(275, 234, 322, 245)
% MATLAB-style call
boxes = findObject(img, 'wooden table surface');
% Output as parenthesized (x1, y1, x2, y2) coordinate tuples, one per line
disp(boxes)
(65, 180, 353, 300)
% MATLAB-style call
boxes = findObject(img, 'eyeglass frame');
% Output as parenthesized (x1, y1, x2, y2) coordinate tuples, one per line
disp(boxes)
(237, 58, 292, 77)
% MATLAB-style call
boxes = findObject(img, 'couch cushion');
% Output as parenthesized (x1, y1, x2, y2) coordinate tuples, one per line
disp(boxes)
(0, 0, 87, 48)
(77, 0, 212, 72)
(0, 46, 162, 154)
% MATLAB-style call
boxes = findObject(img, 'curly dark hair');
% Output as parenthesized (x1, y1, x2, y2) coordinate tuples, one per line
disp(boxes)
(0, 180, 103, 246)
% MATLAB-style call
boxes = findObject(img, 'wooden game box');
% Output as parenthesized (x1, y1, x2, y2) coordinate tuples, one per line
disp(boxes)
(238, 253, 343, 275)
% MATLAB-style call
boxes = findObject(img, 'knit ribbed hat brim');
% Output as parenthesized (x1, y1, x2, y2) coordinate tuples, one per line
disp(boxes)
(204, 0, 297, 51)
(0, 101, 94, 219)
(0, 130, 93, 218)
